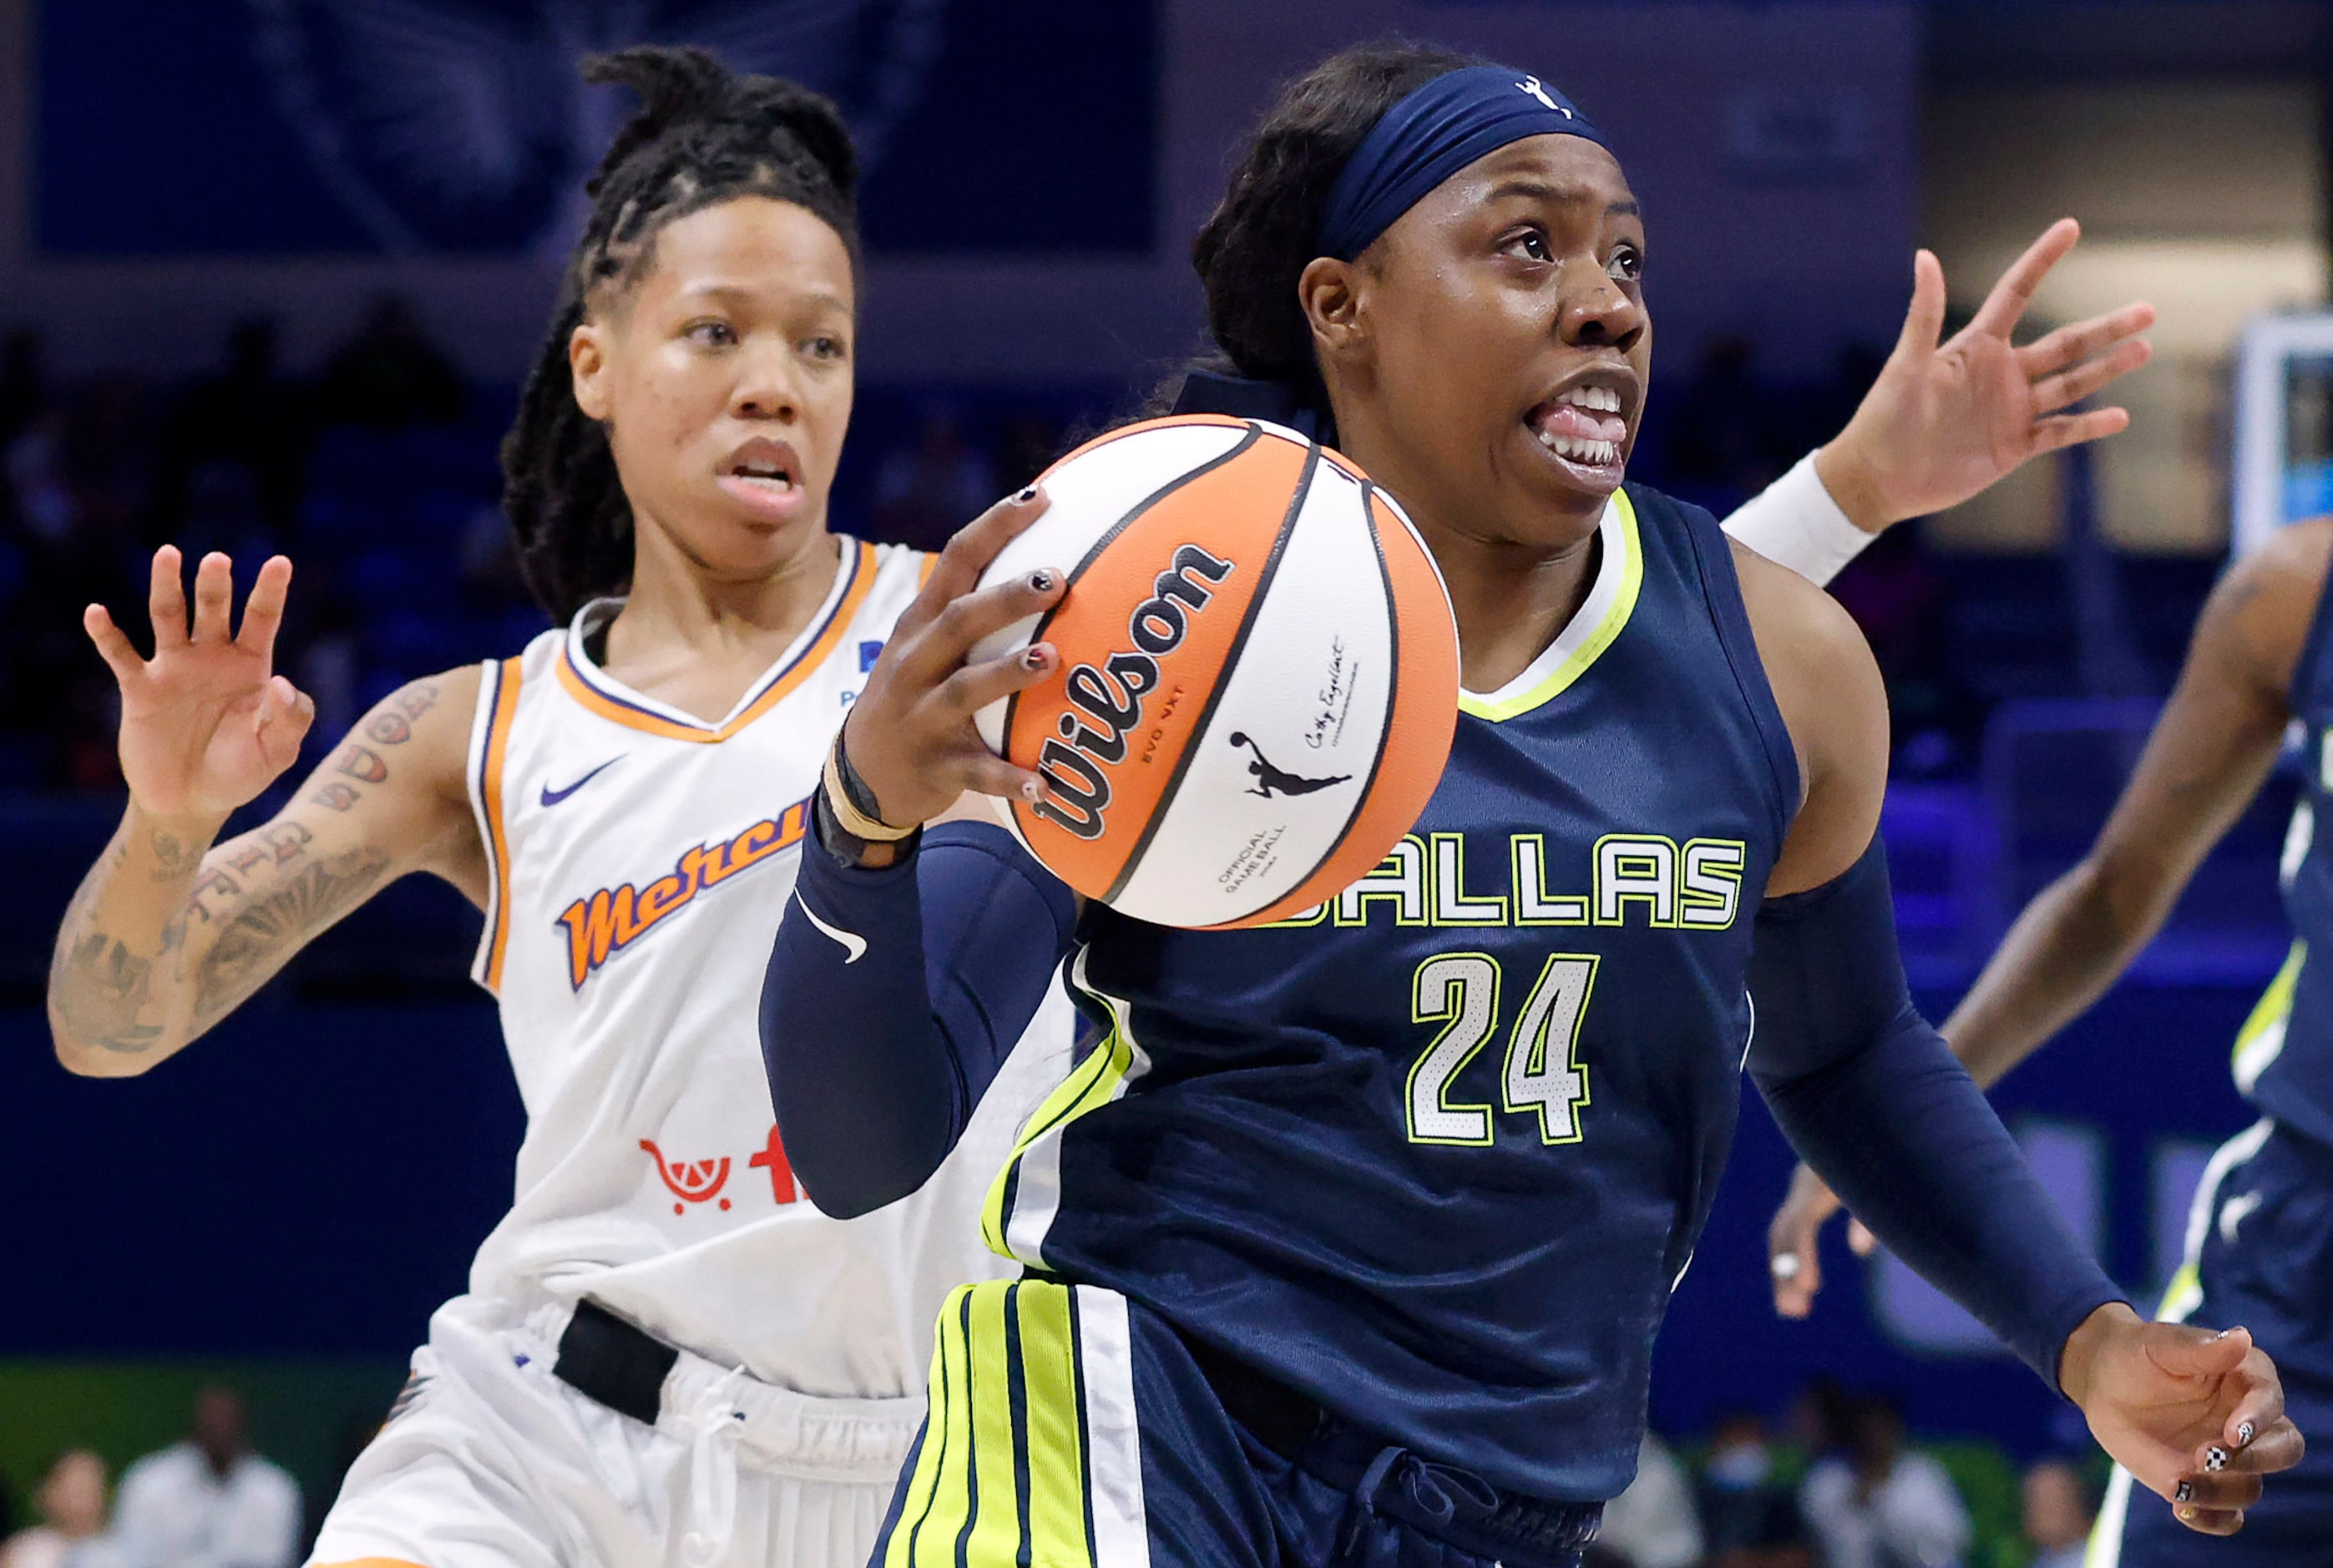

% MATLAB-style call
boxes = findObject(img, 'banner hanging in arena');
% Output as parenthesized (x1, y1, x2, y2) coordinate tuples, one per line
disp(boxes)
(34, 0, 1156, 257)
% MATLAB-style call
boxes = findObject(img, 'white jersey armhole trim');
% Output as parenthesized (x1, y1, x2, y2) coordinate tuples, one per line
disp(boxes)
(467, 655, 524, 993)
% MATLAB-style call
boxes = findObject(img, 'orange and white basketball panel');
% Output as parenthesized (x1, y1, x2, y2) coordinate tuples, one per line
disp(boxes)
(969, 417, 1268, 751)
(1106, 460, 1397, 927)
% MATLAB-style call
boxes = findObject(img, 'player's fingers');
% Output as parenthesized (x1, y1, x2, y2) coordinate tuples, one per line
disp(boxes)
(2031, 338, 2153, 417)
(2169, 1465, 2265, 1514)
(1848, 1216, 1878, 1256)
(954, 748, 1048, 806)
(1892, 249, 1947, 359)
(1768, 1214, 1824, 1318)
(255, 677, 316, 772)
(903, 569, 1066, 685)
(2172, 1502, 2245, 1536)
(84, 604, 146, 682)
(236, 555, 294, 655)
(2017, 301, 2156, 379)
(2028, 407, 2133, 456)
(1967, 217, 2081, 341)
(190, 552, 235, 645)
(2219, 1347, 2290, 1449)
(939, 642, 1058, 718)
(916, 486, 1052, 619)
(2206, 1414, 2303, 1478)
(149, 546, 190, 648)
(2144, 1323, 2254, 1382)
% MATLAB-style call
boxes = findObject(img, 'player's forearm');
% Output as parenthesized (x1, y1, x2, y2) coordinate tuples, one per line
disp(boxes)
(1941, 855, 2171, 1089)
(48, 802, 230, 1074)
(762, 819, 1075, 1217)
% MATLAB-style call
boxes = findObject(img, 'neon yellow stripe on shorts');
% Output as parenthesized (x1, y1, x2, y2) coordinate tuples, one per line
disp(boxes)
(1016, 1280, 1098, 1564)
(892, 1279, 1102, 1567)
(964, 1281, 1025, 1564)
(888, 1285, 977, 1567)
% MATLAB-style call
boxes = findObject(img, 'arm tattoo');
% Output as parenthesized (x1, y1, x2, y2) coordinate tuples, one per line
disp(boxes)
(192, 846, 392, 1027)
(51, 837, 181, 1055)
(335, 746, 389, 784)
(51, 933, 166, 1053)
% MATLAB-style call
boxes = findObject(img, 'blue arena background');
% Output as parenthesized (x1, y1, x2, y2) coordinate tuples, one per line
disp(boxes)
(33, 0, 1156, 256)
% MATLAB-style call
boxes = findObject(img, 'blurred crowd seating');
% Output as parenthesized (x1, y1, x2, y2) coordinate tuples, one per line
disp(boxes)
(0, 305, 2290, 1003)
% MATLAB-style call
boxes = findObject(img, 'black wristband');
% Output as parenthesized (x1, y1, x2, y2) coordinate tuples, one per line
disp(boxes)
(812, 781, 922, 870)
(832, 729, 892, 827)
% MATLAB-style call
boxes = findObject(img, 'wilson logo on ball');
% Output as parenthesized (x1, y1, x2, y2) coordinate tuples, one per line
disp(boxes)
(1035, 544, 1236, 839)
(969, 414, 1460, 928)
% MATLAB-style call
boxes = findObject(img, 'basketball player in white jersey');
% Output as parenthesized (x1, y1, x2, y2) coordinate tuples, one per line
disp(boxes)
(43, 43, 2153, 1568)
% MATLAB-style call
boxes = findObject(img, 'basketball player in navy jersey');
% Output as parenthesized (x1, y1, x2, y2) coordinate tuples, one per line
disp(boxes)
(1766, 524, 2333, 1563)
(758, 46, 2303, 1568)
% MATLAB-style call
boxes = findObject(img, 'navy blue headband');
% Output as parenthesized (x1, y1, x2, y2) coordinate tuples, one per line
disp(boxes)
(1318, 65, 1608, 261)
(1175, 64, 1608, 436)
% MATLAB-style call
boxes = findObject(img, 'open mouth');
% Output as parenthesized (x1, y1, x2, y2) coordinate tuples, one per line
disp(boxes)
(732, 459, 794, 491)
(1524, 379, 1633, 478)
(717, 438, 808, 522)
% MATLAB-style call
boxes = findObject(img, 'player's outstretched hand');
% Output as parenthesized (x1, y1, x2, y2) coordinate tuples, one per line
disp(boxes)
(84, 547, 315, 822)
(843, 486, 1066, 827)
(1767, 1161, 1876, 1316)
(1819, 218, 2155, 529)
(2062, 1306, 2305, 1536)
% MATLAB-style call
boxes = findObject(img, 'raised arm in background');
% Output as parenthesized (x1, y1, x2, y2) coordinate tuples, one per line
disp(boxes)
(1765, 518, 2333, 1315)
(48, 546, 483, 1077)
(1723, 218, 2156, 587)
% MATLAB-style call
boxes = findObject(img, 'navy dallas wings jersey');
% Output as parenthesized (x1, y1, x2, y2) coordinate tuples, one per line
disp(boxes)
(979, 484, 1799, 1502)
(2242, 559, 2333, 1149)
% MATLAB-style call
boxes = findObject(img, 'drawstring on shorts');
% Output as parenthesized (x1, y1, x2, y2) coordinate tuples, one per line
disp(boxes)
(679, 1365, 748, 1568)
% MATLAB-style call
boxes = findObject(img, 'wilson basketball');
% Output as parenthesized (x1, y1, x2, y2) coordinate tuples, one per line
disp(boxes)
(970, 415, 1460, 928)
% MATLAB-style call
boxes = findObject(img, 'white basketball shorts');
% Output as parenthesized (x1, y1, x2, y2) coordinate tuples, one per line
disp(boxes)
(308, 1295, 922, 1568)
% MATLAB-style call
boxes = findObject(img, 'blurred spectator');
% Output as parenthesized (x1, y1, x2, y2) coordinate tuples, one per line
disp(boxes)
(0, 328, 47, 448)
(154, 319, 310, 545)
(1829, 523, 1963, 774)
(3, 374, 159, 791)
(1596, 1432, 1703, 1568)
(113, 1387, 299, 1568)
(0, 1450, 122, 1568)
(2020, 1458, 2097, 1568)
(994, 406, 1068, 493)
(317, 295, 464, 430)
(1697, 1409, 1814, 1568)
(1799, 1394, 1971, 1568)
(1658, 336, 1789, 514)
(871, 402, 995, 550)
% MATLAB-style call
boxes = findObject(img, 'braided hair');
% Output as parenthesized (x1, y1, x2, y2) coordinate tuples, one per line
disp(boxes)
(502, 46, 860, 622)
(1178, 42, 1480, 428)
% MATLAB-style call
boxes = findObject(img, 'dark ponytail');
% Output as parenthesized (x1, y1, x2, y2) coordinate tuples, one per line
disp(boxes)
(1176, 42, 1478, 423)
(501, 45, 860, 623)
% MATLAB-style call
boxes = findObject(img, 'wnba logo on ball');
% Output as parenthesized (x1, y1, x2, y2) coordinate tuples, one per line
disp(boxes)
(1034, 544, 1235, 839)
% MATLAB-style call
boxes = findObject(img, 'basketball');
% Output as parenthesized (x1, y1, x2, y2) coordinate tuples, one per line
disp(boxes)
(969, 414, 1460, 928)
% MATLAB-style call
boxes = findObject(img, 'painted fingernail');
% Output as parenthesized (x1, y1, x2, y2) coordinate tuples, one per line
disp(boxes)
(1021, 645, 1048, 670)
(2237, 1422, 2255, 1447)
(2206, 1447, 2229, 1472)
(1020, 779, 1041, 801)
(1014, 487, 1038, 504)
(2175, 1481, 2194, 1504)
(2179, 1505, 2199, 1524)
(1029, 570, 1057, 593)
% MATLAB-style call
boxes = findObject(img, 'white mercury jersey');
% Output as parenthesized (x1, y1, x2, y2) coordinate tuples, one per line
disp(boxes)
(459, 536, 1075, 1397)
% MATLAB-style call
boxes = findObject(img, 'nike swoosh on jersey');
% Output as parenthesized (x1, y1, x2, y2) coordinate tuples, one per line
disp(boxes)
(795, 892, 868, 964)
(540, 757, 621, 807)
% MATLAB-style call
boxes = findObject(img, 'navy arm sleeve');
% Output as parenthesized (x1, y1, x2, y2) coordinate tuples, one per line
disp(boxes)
(760, 819, 1079, 1219)
(1746, 838, 2125, 1391)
